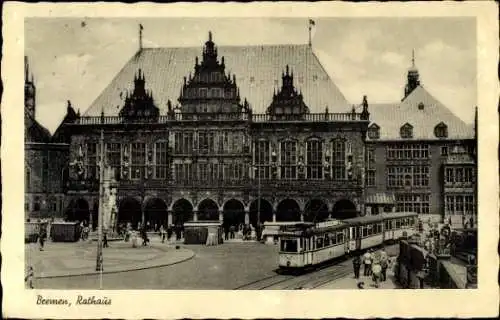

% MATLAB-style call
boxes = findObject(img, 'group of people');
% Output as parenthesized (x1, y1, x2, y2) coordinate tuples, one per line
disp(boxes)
(352, 248, 390, 288)
(116, 222, 186, 247)
(79, 221, 91, 241)
(223, 223, 263, 241)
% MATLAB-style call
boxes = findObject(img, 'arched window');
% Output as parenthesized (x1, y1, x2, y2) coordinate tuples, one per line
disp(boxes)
(306, 139, 323, 179)
(400, 123, 413, 139)
(368, 123, 380, 139)
(254, 139, 270, 179)
(280, 140, 297, 180)
(434, 122, 448, 138)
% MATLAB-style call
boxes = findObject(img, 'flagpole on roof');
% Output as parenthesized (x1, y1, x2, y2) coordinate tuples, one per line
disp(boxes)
(308, 19, 315, 47)
(139, 23, 144, 51)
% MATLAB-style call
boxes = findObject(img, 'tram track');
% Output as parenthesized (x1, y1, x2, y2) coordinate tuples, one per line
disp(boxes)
(233, 273, 294, 290)
(271, 264, 349, 290)
(234, 261, 353, 290)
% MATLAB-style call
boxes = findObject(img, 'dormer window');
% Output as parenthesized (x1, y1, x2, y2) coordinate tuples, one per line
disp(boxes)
(434, 122, 448, 138)
(368, 123, 380, 139)
(418, 102, 425, 110)
(400, 123, 413, 139)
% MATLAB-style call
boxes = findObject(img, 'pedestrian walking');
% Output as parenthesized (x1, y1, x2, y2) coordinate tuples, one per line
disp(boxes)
(352, 255, 361, 279)
(103, 229, 109, 248)
(142, 227, 149, 246)
(380, 257, 388, 281)
(167, 225, 173, 241)
(80, 221, 85, 240)
(38, 223, 47, 251)
(229, 225, 235, 239)
(363, 250, 372, 276)
(25, 266, 34, 289)
(372, 262, 382, 288)
(160, 225, 166, 243)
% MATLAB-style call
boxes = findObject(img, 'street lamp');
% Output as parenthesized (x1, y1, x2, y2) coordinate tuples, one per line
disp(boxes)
(96, 128, 105, 273)
(253, 166, 261, 226)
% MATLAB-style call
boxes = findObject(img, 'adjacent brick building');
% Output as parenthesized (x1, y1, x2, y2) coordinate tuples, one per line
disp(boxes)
(24, 57, 70, 220)
(364, 54, 477, 226)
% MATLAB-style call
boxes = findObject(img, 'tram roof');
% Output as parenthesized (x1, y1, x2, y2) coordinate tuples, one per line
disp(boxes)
(343, 212, 418, 226)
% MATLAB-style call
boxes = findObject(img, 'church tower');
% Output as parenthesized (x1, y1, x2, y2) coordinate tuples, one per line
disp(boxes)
(25, 56, 36, 118)
(403, 50, 420, 100)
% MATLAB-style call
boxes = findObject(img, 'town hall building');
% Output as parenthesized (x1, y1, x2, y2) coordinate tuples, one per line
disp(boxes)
(60, 32, 370, 229)
(25, 32, 477, 231)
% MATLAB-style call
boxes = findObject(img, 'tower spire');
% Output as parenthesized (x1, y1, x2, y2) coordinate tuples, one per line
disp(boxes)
(403, 49, 420, 100)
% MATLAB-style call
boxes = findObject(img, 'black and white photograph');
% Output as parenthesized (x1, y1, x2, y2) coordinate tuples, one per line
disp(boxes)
(2, 1, 498, 318)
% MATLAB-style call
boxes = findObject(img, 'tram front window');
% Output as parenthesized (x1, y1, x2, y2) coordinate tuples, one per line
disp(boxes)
(281, 239, 298, 252)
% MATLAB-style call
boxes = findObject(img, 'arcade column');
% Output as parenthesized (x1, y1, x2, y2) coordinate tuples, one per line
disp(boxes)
(219, 210, 223, 222)
(89, 208, 93, 229)
(300, 213, 304, 222)
(272, 211, 276, 222)
(193, 210, 198, 222)
(167, 210, 173, 226)
(244, 208, 250, 225)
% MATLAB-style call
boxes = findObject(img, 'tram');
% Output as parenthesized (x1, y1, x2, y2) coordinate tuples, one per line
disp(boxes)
(278, 212, 418, 270)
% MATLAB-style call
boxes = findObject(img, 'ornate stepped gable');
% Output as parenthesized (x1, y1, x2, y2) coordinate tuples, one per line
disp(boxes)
(177, 31, 250, 117)
(119, 69, 159, 122)
(266, 65, 310, 120)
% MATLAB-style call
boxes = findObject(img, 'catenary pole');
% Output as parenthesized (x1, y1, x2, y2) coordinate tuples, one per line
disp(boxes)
(96, 117, 105, 288)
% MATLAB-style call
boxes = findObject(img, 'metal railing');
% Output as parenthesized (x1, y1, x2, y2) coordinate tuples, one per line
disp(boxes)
(76, 112, 366, 125)
(251, 112, 364, 122)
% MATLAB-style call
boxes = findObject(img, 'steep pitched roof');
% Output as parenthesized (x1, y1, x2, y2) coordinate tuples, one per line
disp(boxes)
(367, 85, 474, 141)
(25, 112, 52, 143)
(52, 101, 79, 143)
(84, 45, 350, 116)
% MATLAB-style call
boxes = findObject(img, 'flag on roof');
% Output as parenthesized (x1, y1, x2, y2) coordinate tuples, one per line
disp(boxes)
(309, 19, 316, 26)
(139, 24, 144, 30)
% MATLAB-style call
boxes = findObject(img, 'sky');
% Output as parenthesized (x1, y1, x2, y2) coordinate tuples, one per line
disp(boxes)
(25, 17, 477, 133)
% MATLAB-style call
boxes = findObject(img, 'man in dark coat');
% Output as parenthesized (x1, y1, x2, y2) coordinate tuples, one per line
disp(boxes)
(103, 229, 109, 248)
(352, 255, 361, 279)
(38, 223, 47, 251)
